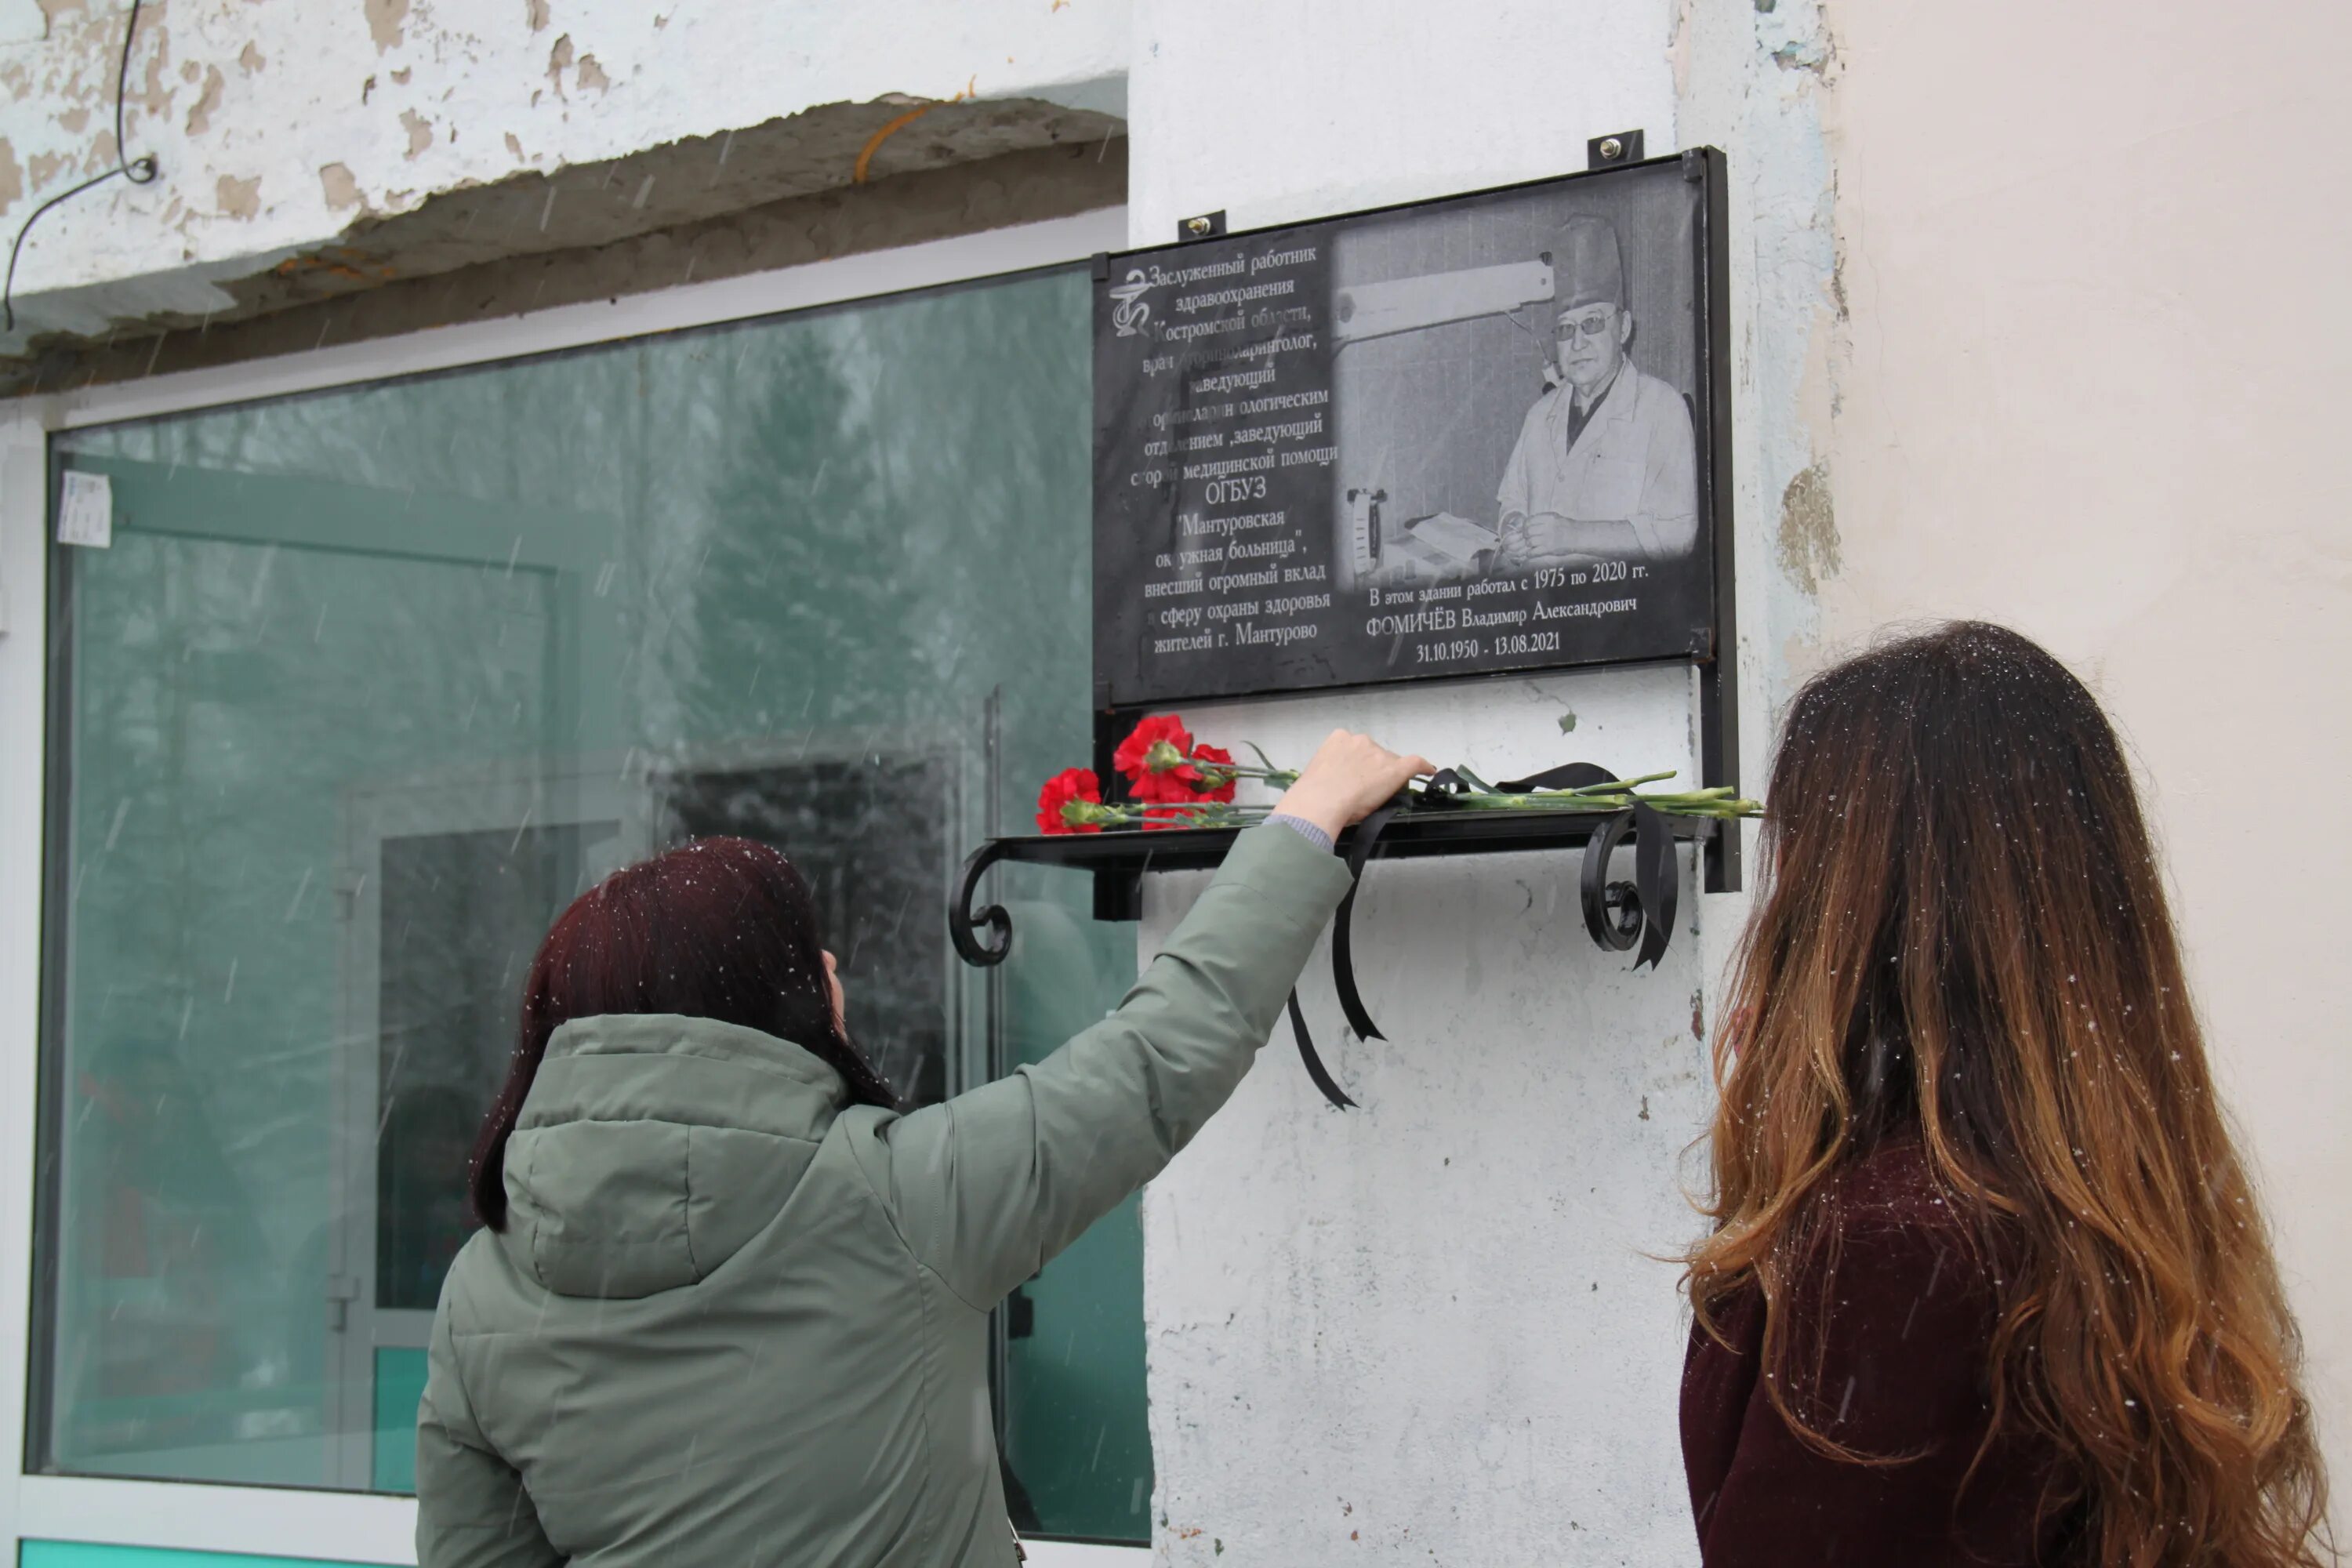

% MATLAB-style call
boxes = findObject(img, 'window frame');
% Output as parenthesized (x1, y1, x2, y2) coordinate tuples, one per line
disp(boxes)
(0, 208, 1144, 1568)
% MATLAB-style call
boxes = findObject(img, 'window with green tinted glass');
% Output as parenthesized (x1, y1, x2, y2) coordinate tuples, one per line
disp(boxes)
(35, 264, 1148, 1541)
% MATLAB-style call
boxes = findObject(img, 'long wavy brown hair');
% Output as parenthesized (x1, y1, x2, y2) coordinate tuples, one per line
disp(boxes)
(1686, 622, 2331, 1566)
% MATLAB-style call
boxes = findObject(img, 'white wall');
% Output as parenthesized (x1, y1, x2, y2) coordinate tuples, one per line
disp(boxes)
(1142, 674, 1715, 1566)
(1807, 0, 2352, 1498)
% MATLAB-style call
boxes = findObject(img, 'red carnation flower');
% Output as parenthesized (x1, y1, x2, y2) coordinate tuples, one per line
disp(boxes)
(1036, 768, 1104, 834)
(1130, 770, 1206, 806)
(1113, 713, 1203, 804)
(1190, 743, 1238, 804)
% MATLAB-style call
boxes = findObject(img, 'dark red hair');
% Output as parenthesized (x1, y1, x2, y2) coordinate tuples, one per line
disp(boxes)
(469, 836, 902, 1230)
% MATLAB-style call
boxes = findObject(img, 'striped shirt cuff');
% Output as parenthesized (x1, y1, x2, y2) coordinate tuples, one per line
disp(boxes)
(1267, 814, 1335, 855)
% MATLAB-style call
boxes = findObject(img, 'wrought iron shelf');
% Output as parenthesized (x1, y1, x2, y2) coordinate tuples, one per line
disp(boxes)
(950, 808, 1724, 968)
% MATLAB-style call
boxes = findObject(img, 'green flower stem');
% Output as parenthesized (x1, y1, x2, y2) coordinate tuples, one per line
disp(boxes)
(1435, 790, 1761, 818)
(1190, 768, 1299, 795)
(1085, 804, 1275, 833)
(1563, 769, 1679, 794)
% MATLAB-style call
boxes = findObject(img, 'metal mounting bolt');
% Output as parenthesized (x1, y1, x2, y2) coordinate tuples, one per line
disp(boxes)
(1175, 209, 1228, 242)
(1586, 129, 1646, 171)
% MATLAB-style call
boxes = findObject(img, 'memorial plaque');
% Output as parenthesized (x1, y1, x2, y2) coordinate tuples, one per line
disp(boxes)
(1094, 151, 1729, 707)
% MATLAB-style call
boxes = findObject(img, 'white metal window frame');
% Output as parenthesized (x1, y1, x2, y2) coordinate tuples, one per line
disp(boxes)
(0, 206, 1143, 1568)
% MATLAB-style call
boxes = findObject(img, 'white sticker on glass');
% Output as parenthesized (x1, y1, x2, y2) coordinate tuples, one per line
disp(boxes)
(57, 470, 114, 549)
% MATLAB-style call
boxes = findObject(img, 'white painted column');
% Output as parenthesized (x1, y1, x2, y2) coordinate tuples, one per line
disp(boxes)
(1123, 5, 1715, 1562)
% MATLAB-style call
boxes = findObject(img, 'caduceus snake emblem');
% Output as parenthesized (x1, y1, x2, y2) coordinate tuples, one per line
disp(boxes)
(1109, 269, 1152, 337)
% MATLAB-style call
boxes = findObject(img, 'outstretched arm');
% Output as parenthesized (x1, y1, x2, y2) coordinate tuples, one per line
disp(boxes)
(867, 732, 1430, 1309)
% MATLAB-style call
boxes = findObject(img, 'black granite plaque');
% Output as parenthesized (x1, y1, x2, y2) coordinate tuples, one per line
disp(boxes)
(1094, 153, 1727, 707)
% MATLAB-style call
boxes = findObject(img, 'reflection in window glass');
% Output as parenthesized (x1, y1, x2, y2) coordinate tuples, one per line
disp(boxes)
(374, 822, 594, 1312)
(39, 265, 1149, 1539)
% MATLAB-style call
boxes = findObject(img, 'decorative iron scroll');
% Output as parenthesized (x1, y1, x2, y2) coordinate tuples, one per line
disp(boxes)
(949, 838, 1018, 967)
(949, 772, 1718, 1109)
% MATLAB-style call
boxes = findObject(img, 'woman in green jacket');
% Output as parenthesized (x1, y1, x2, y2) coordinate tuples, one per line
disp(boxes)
(416, 731, 1429, 1568)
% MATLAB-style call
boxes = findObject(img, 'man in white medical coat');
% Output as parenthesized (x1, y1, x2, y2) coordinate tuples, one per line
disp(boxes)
(1494, 216, 1698, 571)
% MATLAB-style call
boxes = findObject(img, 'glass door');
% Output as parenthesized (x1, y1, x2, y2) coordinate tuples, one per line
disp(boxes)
(329, 765, 648, 1490)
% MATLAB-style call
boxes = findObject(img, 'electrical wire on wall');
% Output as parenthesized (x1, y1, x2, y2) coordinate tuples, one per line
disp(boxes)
(3, 0, 160, 334)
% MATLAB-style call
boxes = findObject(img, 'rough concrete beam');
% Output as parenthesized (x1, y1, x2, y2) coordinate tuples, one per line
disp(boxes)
(3, 91, 1122, 383)
(5, 135, 1125, 396)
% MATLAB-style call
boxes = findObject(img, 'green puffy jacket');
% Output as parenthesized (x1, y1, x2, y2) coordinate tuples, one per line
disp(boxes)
(416, 824, 1353, 1566)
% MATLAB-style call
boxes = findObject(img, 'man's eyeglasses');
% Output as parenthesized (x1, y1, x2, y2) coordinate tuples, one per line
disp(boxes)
(1555, 312, 1615, 343)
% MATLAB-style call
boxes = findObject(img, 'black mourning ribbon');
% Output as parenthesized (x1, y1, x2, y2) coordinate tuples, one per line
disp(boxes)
(1287, 764, 1686, 1109)
(1285, 790, 1405, 1111)
(1287, 989, 1356, 1110)
(1631, 800, 1677, 971)
(1329, 793, 1406, 1045)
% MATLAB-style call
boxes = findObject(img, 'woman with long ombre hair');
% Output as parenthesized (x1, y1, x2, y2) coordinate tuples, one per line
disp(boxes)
(1680, 622, 2332, 1566)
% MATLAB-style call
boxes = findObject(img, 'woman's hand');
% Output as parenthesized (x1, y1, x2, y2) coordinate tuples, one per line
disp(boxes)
(1272, 731, 1436, 840)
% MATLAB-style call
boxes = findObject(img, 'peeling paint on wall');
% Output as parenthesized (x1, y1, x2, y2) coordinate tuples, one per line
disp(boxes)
(184, 63, 225, 136)
(216, 172, 260, 218)
(365, 0, 410, 54)
(1775, 461, 1839, 595)
(1771, 35, 1835, 74)
(1665, 5, 1848, 1200)
(1671, 0, 1846, 685)
(318, 162, 365, 210)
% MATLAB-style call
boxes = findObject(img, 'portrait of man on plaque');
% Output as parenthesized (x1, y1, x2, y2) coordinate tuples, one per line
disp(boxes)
(1091, 156, 1720, 706)
(1331, 172, 1703, 608)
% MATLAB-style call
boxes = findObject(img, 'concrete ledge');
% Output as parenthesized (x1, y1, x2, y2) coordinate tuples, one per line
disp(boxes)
(5, 133, 1125, 397)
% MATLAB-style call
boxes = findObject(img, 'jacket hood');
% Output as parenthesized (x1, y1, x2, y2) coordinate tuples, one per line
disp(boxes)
(498, 1013, 848, 1299)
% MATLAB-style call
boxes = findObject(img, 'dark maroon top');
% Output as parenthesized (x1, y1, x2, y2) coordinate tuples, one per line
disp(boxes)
(1680, 1140, 2082, 1566)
